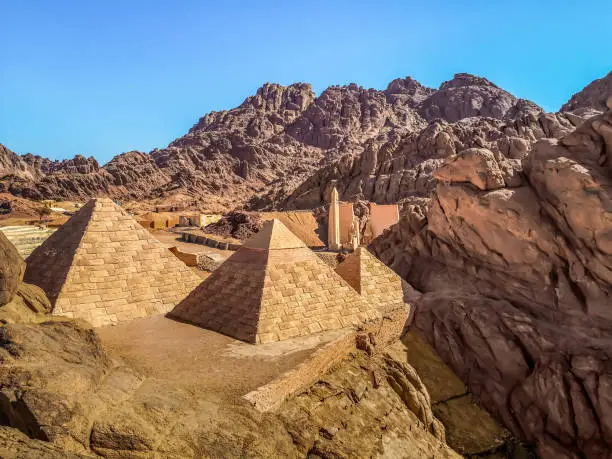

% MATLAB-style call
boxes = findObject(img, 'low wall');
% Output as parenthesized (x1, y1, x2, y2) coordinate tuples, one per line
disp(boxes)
(168, 247, 199, 267)
(179, 231, 241, 251)
(243, 306, 410, 412)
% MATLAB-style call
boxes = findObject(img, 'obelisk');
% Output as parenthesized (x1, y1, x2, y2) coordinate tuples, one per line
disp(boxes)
(328, 186, 341, 251)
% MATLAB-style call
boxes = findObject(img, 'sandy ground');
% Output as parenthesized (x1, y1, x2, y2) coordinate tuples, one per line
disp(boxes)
(97, 315, 347, 400)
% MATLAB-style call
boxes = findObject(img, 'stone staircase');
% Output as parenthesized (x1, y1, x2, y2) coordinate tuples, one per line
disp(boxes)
(0, 226, 55, 259)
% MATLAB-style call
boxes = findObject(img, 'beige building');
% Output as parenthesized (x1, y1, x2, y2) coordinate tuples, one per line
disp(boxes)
(367, 203, 399, 240)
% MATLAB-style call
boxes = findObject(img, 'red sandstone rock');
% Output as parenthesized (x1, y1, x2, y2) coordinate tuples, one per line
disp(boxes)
(2, 72, 605, 211)
(370, 105, 612, 458)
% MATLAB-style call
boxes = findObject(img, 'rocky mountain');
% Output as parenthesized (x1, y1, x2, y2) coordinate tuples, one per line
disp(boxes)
(256, 72, 609, 210)
(370, 100, 612, 458)
(562, 70, 612, 113)
(4, 71, 607, 211)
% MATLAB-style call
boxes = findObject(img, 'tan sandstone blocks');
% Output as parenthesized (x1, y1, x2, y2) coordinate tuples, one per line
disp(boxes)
(169, 219, 381, 343)
(24, 198, 201, 327)
(335, 247, 409, 314)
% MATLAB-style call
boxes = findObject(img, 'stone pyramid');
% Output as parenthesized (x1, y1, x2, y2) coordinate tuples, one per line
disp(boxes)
(168, 219, 380, 344)
(24, 198, 201, 327)
(335, 247, 408, 313)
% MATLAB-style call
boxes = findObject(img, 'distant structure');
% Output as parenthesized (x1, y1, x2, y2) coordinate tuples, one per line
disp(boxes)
(338, 202, 360, 251)
(328, 187, 360, 251)
(328, 187, 341, 251)
(168, 219, 380, 343)
(328, 189, 400, 251)
(24, 198, 201, 327)
(366, 203, 400, 240)
(177, 214, 222, 227)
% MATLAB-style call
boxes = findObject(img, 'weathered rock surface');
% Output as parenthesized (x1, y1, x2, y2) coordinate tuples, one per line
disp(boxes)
(4, 71, 607, 211)
(0, 231, 52, 324)
(0, 231, 25, 306)
(263, 109, 579, 210)
(0, 320, 460, 458)
(370, 106, 612, 458)
(202, 211, 263, 240)
(0, 427, 88, 458)
(416, 73, 542, 122)
(562, 71, 612, 113)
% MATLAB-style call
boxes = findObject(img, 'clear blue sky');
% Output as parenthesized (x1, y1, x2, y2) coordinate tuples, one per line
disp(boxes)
(1, 0, 610, 164)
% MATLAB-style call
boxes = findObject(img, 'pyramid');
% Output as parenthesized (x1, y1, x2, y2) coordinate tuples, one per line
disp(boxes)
(335, 247, 408, 313)
(168, 219, 381, 344)
(24, 198, 201, 327)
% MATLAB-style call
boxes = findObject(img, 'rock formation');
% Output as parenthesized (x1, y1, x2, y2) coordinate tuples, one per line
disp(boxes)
(259, 95, 587, 210)
(562, 71, 612, 113)
(0, 230, 53, 324)
(0, 231, 25, 305)
(370, 101, 612, 458)
(3, 71, 607, 212)
(0, 319, 461, 457)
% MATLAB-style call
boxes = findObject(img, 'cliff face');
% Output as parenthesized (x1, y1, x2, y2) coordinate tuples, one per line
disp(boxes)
(249, 72, 608, 211)
(562, 71, 612, 113)
(370, 103, 612, 458)
(5, 71, 606, 211)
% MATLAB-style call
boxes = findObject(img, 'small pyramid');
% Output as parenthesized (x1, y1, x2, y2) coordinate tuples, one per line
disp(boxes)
(24, 198, 201, 327)
(335, 247, 408, 313)
(242, 219, 307, 250)
(168, 219, 380, 344)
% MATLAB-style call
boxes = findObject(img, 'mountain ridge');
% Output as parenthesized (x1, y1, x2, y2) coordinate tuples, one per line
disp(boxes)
(1, 71, 610, 211)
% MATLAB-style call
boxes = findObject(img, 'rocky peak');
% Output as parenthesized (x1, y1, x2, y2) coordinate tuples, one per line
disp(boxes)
(417, 73, 538, 122)
(0, 145, 44, 181)
(561, 70, 612, 112)
(286, 83, 410, 149)
(385, 77, 435, 107)
(240, 82, 315, 114)
(45, 155, 100, 175)
(439, 73, 499, 90)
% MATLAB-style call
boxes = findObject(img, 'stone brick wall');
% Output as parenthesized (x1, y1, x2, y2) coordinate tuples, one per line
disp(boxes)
(25, 198, 202, 327)
(335, 247, 407, 314)
(169, 219, 381, 344)
(244, 308, 411, 412)
(169, 246, 381, 343)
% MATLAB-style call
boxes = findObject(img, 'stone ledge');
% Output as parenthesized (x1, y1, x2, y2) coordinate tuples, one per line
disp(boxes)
(243, 306, 410, 412)
(179, 231, 240, 250)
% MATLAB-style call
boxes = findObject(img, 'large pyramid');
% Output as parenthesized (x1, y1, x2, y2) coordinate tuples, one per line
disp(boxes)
(24, 198, 201, 327)
(168, 219, 381, 343)
(335, 247, 408, 313)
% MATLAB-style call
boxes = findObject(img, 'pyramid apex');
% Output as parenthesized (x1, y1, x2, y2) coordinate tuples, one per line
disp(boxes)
(243, 218, 307, 250)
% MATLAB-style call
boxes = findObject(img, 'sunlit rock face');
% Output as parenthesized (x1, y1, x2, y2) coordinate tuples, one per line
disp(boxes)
(370, 105, 612, 458)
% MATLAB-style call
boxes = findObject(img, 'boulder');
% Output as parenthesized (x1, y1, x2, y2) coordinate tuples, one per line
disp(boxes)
(0, 231, 25, 306)
(370, 106, 612, 458)
(16, 283, 52, 314)
(0, 320, 459, 458)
